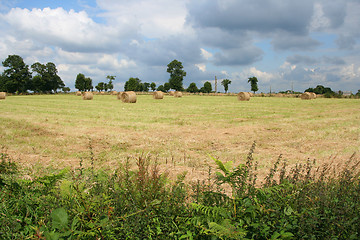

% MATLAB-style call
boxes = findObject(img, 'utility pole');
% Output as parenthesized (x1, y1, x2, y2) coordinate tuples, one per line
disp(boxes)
(215, 76, 217, 93)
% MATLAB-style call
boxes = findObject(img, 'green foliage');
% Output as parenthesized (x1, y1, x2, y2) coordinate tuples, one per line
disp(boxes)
(221, 79, 232, 93)
(1, 145, 360, 239)
(1, 55, 32, 93)
(164, 82, 171, 91)
(1, 56, 66, 94)
(124, 77, 144, 91)
(150, 82, 156, 91)
(200, 81, 212, 93)
(167, 59, 186, 91)
(248, 76, 258, 93)
(187, 82, 199, 93)
(305, 85, 333, 95)
(157, 84, 165, 92)
(75, 73, 93, 91)
(106, 75, 115, 91)
(95, 82, 105, 91)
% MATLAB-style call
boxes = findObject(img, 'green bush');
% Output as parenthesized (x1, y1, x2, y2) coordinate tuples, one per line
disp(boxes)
(1, 144, 359, 239)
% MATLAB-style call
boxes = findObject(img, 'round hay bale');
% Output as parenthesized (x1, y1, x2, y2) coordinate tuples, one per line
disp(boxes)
(168, 91, 175, 96)
(76, 91, 82, 96)
(120, 91, 137, 103)
(153, 91, 164, 99)
(82, 92, 93, 100)
(112, 91, 118, 95)
(237, 92, 250, 101)
(248, 92, 254, 97)
(301, 92, 312, 100)
(100, 91, 105, 95)
(116, 91, 123, 100)
(0, 92, 6, 100)
(309, 92, 316, 99)
(174, 91, 183, 98)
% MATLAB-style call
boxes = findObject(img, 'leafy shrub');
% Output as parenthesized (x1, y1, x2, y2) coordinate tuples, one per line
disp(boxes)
(1, 144, 359, 239)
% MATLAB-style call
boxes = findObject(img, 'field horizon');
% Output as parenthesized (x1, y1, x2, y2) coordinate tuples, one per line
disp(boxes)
(1, 94, 359, 181)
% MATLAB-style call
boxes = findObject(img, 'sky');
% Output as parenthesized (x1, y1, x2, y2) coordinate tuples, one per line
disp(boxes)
(0, 0, 359, 93)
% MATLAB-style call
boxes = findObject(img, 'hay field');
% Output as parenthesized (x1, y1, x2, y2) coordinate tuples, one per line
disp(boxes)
(1, 94, 359, 180)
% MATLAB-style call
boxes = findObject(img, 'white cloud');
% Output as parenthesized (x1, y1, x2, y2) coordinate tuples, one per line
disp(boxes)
(195, 63, 206, 72)
(200, 48, 213, 60)
(97, 0, 188, 38)
(1, 7, 135, 52)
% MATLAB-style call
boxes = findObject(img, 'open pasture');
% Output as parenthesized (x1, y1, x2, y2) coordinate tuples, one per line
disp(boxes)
(1, 94, 359, 180)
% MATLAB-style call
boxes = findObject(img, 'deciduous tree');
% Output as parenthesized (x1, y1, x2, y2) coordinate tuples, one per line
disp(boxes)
(150, 82, 156, 91)
(248, 77, 258, 94)
(1, 55, 31, 93)
(187, 82, 199, 93)
(167, 59, 186, 91)
(200, 81, 212, 93)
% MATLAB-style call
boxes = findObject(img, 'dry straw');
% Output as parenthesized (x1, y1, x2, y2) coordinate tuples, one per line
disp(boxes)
(168, 91, 175, 96)
(237, 92, 250, 101)
(309, 92, 317, 99)
(116, 92, 122, 100)
(82, 92, 93, 100)
(174, 91, 183, 98)
(248, 92, 254, 97)
(301, 92, 312, 100)
(112, 91, 118, 95)
(0, 92, 6, 100)
(120, 91, 137, 103)
(153, 91, 164, 99)
(76, 91, 82, 96)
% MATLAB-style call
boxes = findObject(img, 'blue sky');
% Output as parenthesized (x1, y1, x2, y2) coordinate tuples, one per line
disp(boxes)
(0, 0, 359, 93)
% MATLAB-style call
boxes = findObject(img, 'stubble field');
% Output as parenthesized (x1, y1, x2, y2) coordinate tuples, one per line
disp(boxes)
(1, 94, 359, 181)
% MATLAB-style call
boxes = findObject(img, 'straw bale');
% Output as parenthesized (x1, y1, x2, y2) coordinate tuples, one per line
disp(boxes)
(117, 92, 123, 100)
(112, 91, 118, 95)
(82, 92, 93, 100)
(309, 92, 316, 99)
(120, 91, 137, 103)
(174, 91, 183, 98)
(248, 92, 254, 97)
(168, 91, 175, 96)
(76, 91, 82, 96)
(237, 92, 250, 101)
(301, 92, 312, 100)
(0, 92, 6, 100)
(153, 91, 164, 99)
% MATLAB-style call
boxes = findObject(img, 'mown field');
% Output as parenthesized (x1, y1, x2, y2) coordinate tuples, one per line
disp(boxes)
(0, 94, 359, 179)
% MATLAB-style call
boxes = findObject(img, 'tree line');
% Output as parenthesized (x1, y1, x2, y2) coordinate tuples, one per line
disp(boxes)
(0, 55, 67, 94)
(1, 55, 259, 94)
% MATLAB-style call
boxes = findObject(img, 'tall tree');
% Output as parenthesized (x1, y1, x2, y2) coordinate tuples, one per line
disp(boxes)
(164, 82, 170, 92)
(95, 82, 105, 91)
(31, 62, 64, 93)
(84, 77, 93, 91)
(157, 85, 165, 92)
(248, 76, 258, 94)
(75, 73, 86, 91)
(45, 62, 64, 93)
(150, 82, 156, 91)
(106, 75, 115, 91)
(1, 55, 31, 93)
(200, 81, 212, 93)
(143, 82, 150, 92)
(221, 79, 232, 93)
(167, 59, 186, 91)
(187, 82, 199, 93)
(124, 77, 141, 91)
